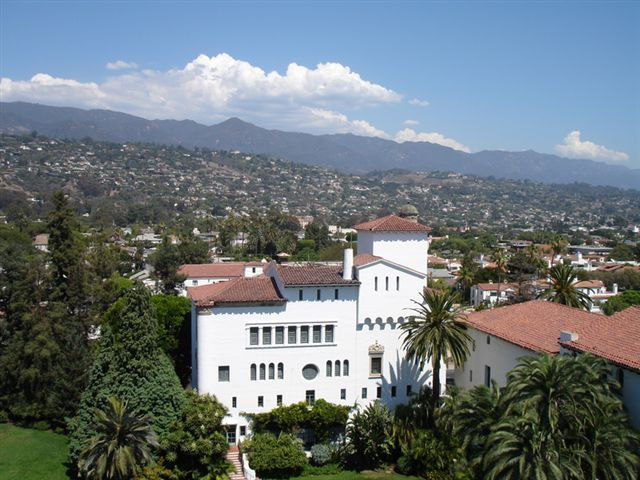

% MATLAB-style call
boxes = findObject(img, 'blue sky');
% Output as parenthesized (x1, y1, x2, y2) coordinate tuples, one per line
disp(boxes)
(1, 1, 638, 167)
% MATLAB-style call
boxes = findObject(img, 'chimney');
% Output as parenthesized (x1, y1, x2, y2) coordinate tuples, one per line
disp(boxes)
(613, 283, 618, 294)
(342, 248, 354, 281)
(559, 331, 579, 342)
(577, 251, 583, 263)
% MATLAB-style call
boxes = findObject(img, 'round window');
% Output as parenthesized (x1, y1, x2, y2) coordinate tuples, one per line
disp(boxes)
(302, 364, 319, 380)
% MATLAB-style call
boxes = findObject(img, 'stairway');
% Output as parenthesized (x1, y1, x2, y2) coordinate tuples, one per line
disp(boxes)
(227, 445, 245, 480)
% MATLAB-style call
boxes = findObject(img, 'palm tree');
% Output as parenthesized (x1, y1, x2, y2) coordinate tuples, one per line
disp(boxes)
(79, 397, 158, 480)
(483, 412, 582, 480)
(550, 235, 568, 266)
(538, 263, 591, 310)
(492, 249, 509, 305)
(456, 265, 475, 302)
(400, 289, 472, 412)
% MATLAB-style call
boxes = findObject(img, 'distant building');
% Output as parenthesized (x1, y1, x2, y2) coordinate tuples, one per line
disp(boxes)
(574, 280, 618, 313)
(33, 233, 49, 252)
(469, 282, 518, 307)
(178, 261, 265, 291)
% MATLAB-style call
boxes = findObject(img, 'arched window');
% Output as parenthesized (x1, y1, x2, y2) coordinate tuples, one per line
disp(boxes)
(326, 360, 332, 377)
(335, 360, 341, 376)
(374, 277, 378, 291)
(250, 364, 257, 381)
(343, 360, 349, 376)
(269, 363, 275, 380)
(385, 276, 389, 291)
(259, 363, 266, 380)
(278, 362, 284, 379)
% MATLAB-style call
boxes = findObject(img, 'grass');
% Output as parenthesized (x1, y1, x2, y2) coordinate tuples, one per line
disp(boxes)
(0, 423, 69, 480)
(290, 470, 421, 480)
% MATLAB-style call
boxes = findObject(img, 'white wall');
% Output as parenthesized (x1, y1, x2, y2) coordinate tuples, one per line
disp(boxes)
(454, 328, 538, 389)
(358, 231, 428, 274)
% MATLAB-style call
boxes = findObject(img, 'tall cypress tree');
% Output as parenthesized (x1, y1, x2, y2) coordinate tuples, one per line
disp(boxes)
(0, 192, 92, 426)
(68, 284, 185, 465)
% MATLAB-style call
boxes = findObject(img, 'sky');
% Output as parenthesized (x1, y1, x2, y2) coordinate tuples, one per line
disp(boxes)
(1, 1, 639, 167)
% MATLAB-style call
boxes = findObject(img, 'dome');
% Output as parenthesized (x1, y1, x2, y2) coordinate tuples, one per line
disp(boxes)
(398, 204, 419, 218)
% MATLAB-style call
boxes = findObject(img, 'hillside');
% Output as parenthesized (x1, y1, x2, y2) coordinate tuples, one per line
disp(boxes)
(1, 102, 638, 189)
(1, 134, 639, 231)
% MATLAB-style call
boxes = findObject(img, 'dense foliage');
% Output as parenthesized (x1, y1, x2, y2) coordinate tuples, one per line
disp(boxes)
(249, 399, 351, 444)
(161, 391, 229, 479)
(438, 354, 640, 479)
(68, 285, 185, 465)
(603, 290, 640, 315)
(244, 432, 307, 478)
(342, 402, 394, 471)
(0, 192, 92, 427)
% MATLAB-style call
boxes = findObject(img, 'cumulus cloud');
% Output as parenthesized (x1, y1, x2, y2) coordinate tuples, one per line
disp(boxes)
(403, 119, 420, 126)
(394, 128, 471, 153)
(555, 130, 629, 163)
(1, 53, 401, 135)
(105, 60, 138, 70)
(409, 98, 430, 107)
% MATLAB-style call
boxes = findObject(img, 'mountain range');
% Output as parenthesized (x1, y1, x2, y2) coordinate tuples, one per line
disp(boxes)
(1, 101, 638, 190)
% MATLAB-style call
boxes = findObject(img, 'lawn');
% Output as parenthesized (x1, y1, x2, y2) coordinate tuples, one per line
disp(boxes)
(0, 423, 69, 480)
(292, 471, 421, 480)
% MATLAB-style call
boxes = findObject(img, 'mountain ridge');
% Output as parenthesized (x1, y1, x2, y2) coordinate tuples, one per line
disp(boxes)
(1, 101, 638, 189)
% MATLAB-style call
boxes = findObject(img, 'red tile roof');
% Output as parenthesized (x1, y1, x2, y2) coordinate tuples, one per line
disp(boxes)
(474, 282, 518, 291)
(188, 276, 285, 307)
(275, 264, 360, 286)
(465, 300, 601, 354)
(353, 215, 431, 233)
(574, 280, 604, 289)
(353, 253, 381, 267)
(561, 306, 640, 372)
(178, 263, 247, 278)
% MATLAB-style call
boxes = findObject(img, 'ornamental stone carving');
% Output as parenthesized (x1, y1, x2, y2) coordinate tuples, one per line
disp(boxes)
(368, 341, 385, 354)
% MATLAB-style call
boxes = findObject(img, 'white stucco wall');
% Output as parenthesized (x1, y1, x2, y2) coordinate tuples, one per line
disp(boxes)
(454, 327, 539, 389)
(358, 231, 428, 274)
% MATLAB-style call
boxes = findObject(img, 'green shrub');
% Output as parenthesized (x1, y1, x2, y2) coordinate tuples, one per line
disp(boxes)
(161, 391, 230, 479)
(245, 433, 307, 478)
(342, 402, 393, 471)
(301, 463, 342, 476)
(0, 410, 8, 423)
(310, 444, 331, 466)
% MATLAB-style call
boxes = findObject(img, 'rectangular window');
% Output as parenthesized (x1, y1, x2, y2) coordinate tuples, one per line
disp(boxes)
(485, 366, 491, 387)
(232, 396, 237, 408)
(406, 385, 413, 396)
(250, 327, 259, 346)
(374, 277, 378, 291)
(370, 356, 382, 376)
(469, 370, 473, 382)
(218, 366, 230, 382)
(325, 325, 334, 343)
(288, 326, 297, 344)
(306, 390, 315, 406)
(277, 394, 283, 406)
(275, 326, 284, 345)
(377, 386, 382, 399)
(192, 280, 198, 286)
(486, 335, 491, 345)
(298, 289, 303, 301)
(263, 327, 272, 345)
(258, 396, 264, 407)
(240, 426, 246, 436)
(313, 325, 322, 343)
(316, 289, 321, 300)
(385, 276, 389, 291)
(472, 340, 476, 352)
(391, 386, 396, 397)
(340, 388, 346, 400)
(361, 387, 367, 399)
(334, 288, 339, 300)
(396, 276, 400, 290)
(301, 326, 309, 343)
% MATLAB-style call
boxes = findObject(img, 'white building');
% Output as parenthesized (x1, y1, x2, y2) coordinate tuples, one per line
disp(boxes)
(469, 282, 518, 307)
(189, 213, 436, 444)
(454, 301, 640, 429)
(178, 262, 265, 290)
(574, 280, 618, 313)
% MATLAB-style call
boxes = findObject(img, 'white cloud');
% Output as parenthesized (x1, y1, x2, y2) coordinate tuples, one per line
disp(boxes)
(0, 53, 401, 134)
(403, 119, 420, 126)
(409, 98, 430, 107)
(105, 60, 138, 70)
(394, 128, 471, 153)
(555, 130, 629, 163)
(303, 107, 390, 138)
